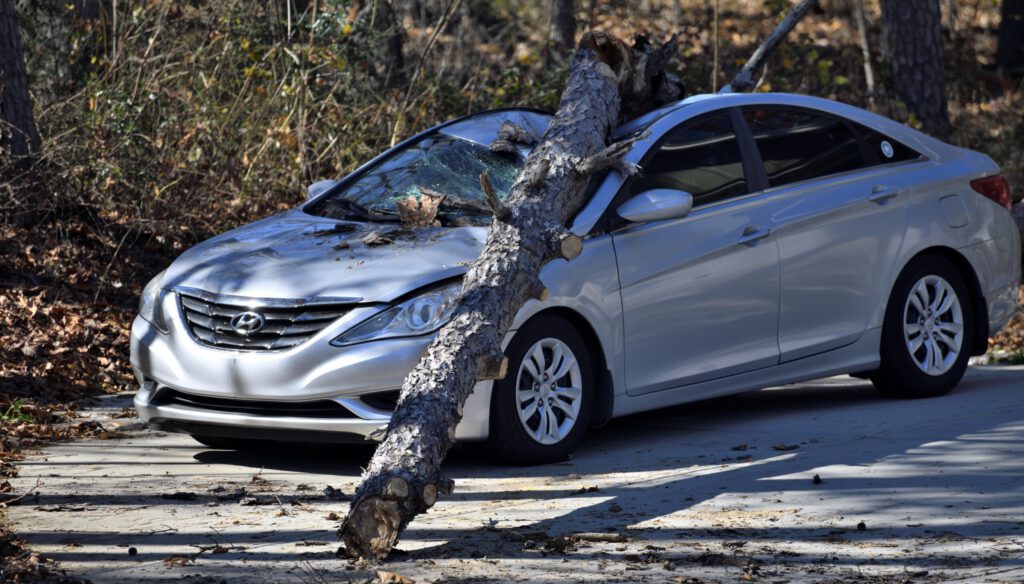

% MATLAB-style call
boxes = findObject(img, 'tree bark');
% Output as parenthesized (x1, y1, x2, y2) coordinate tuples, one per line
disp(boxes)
(724, 0, 819, 93)
(853, 0, 876, 107)
(997, 0, 1024, 73)
(879, 0, 951, 140)
(0, 0, 40, 157)
(339, 31, 681, 561)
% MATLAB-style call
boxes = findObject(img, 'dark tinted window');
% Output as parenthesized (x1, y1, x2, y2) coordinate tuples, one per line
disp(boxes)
(743, 108, 862, 188)
(855, 124, 922, 165)
(631, 113, 748, 207)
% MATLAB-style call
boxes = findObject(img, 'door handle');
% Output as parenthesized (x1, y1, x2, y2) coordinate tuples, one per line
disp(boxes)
(868, 186, 900, 204)
(737, 226, 772, 245)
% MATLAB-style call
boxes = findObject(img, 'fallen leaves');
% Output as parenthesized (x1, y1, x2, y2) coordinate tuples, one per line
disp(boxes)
(361, 231, 393, 247)
(396, 192, 444, 227)
(322, 485, 350, 501)
(377, 570, 415, 584)
(161, 555, 193, 567)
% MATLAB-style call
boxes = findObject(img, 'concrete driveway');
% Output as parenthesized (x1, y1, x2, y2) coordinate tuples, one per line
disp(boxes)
(8, 366, 1024, 583)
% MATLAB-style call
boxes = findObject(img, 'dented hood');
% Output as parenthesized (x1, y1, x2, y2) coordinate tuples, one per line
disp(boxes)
(161, 210, 486, 303)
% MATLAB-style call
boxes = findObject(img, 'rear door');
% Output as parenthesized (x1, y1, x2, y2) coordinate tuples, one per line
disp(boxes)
(612, 110, 783, 396)
(739, 107, 912, 361)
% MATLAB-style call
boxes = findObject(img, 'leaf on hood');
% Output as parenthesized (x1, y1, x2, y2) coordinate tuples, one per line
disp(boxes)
(396, 192, 444, 227)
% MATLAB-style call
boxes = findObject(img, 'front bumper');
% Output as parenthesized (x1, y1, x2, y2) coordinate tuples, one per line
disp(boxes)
(130, 294, 493, 442)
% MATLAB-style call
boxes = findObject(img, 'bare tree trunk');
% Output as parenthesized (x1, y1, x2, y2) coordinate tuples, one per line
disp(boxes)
(366, 0, 404, 84)
(339, 31, 682, 561)
(0, 0, 39, 157)
(879, 0, 951, 140)
(711, 0, 719, 91)
(548, 0, 575, 61)
(724, 0, 819, 92)
(853, 0, 876, 107)
(998, 0, 1024, 73)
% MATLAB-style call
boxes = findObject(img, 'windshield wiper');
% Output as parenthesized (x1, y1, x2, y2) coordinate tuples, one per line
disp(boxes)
(437, 194, 492, 216)
(321, 197, 400, 223)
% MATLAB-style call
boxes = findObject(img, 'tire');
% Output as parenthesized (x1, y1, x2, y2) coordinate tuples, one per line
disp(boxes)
(488, 314, 595, 465)
(871, 254, 975, 398)
(191, 434, 272, 450)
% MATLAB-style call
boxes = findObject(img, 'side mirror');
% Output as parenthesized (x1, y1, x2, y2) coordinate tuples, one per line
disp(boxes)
(307, 179, 339, 200)
(616, 189, 694, 223)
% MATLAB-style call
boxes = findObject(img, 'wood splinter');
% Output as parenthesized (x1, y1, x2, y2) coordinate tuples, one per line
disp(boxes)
(480, 348, 510, 381)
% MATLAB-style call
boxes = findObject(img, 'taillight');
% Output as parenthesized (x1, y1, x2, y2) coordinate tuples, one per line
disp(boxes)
(970, 175, 1013, 211)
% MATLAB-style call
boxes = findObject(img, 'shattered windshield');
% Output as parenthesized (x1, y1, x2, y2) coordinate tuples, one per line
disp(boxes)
(307, 134, 523, 225)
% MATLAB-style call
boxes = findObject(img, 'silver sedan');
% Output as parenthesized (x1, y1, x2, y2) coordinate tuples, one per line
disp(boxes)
(131, 92, 1021, 464)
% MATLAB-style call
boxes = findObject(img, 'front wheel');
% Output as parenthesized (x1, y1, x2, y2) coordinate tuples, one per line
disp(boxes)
(871, 255, 974, 398)
(488, 315, 594, 465)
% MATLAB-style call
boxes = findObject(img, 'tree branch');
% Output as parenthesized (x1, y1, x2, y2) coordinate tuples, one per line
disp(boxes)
(723, 0, 819, 93)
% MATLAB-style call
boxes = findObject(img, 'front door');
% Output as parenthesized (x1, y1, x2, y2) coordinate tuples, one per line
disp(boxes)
(612, 111, 782, 396)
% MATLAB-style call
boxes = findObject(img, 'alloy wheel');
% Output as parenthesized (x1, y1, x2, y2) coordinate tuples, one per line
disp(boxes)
(514, 337, 583, 445)
(902, 274, 964, 376)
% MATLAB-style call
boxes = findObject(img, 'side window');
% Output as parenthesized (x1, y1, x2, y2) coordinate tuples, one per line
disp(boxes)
(743, 108, 862, 188)
(630, 113, 748, 208)
(854, 123, 922, 165)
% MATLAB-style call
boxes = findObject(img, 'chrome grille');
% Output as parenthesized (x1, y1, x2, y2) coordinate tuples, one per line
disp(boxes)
(176, 288, 355, 351)
(152, 389, 357, 418)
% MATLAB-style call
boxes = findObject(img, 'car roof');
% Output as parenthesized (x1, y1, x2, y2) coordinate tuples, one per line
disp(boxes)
(420, 92, 947, 169)
(611, 92, 946, 155)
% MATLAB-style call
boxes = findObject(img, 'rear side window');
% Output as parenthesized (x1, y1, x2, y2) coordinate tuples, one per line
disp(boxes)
(742, 108, 862, 188)
(854, 124, 922, 165)
(631, 113, 748, 208)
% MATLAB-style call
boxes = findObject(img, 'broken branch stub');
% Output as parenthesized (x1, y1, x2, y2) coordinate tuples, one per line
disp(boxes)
(489, 121, 538, 154)
(338, 32, 681, 560)
(478, 172, 512, 222)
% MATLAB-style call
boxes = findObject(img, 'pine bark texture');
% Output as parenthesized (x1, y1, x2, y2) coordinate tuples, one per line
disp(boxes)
(0, 0, 40, 157)
(879, 0, 951, 140)
(726, 0, 819, 92)
(998, 0, 1024, 72)
(339, 32, 681, 561)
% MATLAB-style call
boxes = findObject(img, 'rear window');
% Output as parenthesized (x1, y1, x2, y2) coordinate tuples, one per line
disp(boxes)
(742, 108, 862, 188)
(854, 124, 922, 165)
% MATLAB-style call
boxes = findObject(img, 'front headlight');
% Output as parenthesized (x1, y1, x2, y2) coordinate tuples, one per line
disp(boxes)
(331, 281, 461, 346)
(139, 269, 169, 333)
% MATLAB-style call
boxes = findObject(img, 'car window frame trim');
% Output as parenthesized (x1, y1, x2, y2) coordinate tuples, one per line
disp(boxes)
(597, 106, 758, 233)
(736, 103, 928, 194)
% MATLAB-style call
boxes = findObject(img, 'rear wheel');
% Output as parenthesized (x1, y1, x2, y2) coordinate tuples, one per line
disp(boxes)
(871, 255, 974, 398)
(488, 315, 594, 465)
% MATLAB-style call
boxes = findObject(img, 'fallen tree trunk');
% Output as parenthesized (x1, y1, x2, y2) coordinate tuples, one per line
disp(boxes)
(339, 31, 681, 560)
